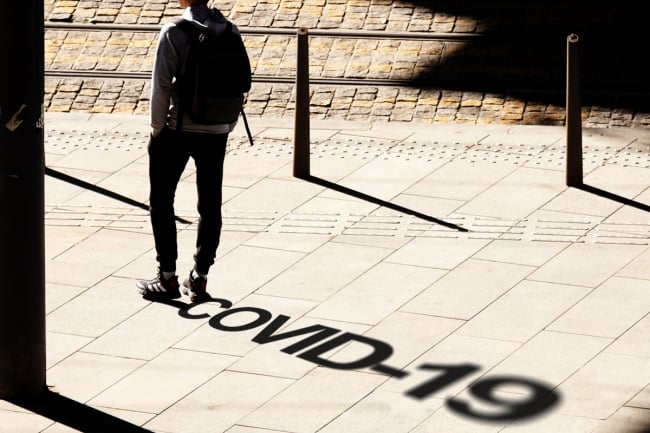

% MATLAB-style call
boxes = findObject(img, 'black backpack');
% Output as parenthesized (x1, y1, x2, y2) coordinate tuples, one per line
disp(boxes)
(175, 18, 252, 127)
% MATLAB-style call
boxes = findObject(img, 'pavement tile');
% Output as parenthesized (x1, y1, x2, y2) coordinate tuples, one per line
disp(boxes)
(457, 280, 589, 342)
(88, 349, 238, 414)
(307, 262, 447, 325)
(617, 246, 650, 280)
(45, 168, 108, 204)
(46, 352, 144, 403)
(605, 313, 650, 358)
(45, 282, 87, 314)
(385, 237, 490, 270)
(0, 410, 53, 433)
(528, 243, 647, 288)
(95, 160, 150, 204)
(547, 276, 650, 338)
(296, 193, 380, 215)
(206, 244, 306, 303)
(455, 167, 566, 219)
(380, 334, 520, 399)
(240, 367, 387, 433)
(487, 331, 612, 391)
(144, 371, 293, 433)
(471, 239, 570, 267)
(256, 241, 392, 301)
(557, 352, 650, 419)
(50, 144, 143, 173)
(499, 411, 602, 433)
(628, 384, 650, 409)
(224, 427, 284, 433)
(604, 188, 650, 225)
(47, 276, 147, 338)
(317, 389, 443, 433)
(331, 311, 464, 371)
(45, 331, 94, 370)
(244, 231, 330, 253)
(224, 177, 324, 212)
(81, 301, 208, 360)
(404, 159, 516, 201)
(392, 193, 465, 218)
(543, 165, 650, 217)
(332, 233, 414, 250)
(224, 153, 293, 189)
(591, 406, 650, 433)
(322, 156, 438, 201)
(401, 259, 535, 320)
(47, 227, 152, 287)
(409, 401, 508, 433)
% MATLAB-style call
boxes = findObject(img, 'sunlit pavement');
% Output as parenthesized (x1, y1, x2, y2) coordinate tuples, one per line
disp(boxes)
(2, 111, 649, 433)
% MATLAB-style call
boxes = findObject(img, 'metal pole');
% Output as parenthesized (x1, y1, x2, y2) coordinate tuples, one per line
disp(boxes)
(293, 27, 310, 178)
(0, 0, 47, 398)
(566, 33, 583, 186)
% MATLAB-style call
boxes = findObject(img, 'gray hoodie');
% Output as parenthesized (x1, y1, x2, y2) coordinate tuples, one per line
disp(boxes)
(150, 6, 239, 136)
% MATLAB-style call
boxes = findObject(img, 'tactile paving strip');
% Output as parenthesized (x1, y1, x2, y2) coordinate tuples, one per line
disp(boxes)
(45, 129, 650, 167)
(44, 205, 650, 245)
(45, 128, 649, 244)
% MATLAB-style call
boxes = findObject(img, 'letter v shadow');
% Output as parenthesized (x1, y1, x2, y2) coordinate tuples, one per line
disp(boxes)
(45, 167, 192, 224)
(7, 389, 153, 432)
(575, 183, 650, 213)
(302, 175, 468, 232)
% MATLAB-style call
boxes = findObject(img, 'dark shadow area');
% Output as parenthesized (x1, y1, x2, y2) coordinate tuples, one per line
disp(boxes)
(404, 1, 650, 113)
(576, 183, 650, 212)
(45, 167, 192, 224)
(8, 389, 153, 432)
(302, 174, 468, 232)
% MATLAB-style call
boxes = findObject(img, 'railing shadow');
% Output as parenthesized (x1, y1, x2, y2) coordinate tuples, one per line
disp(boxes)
(576, 183, 650, 213)
(45, 167, 192, 224)
(302, 174, 468, 232)
(7, 389, 153, 432)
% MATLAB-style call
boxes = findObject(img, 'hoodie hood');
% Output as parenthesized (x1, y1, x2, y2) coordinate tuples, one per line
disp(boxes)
(182, 6, 230, 36)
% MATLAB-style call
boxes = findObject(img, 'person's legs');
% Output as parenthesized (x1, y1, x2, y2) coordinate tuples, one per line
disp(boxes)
(182, 131, 227, 301)
(137, 128, 190, 298)
(148, 128, 191, 272)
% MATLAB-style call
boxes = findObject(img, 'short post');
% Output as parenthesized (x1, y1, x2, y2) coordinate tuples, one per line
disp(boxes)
(565, 33, 583, 186)
(293, 27, 310, 178)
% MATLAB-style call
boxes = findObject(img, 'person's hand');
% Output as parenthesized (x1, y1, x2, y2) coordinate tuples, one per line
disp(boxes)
(151, 128, 160, 138)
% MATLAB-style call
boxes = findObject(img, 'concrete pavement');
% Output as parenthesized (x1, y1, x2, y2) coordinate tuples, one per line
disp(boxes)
(1, 112, 650, 432)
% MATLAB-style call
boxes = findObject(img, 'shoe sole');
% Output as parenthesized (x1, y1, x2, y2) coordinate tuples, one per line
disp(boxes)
(137, 283, 181, 300)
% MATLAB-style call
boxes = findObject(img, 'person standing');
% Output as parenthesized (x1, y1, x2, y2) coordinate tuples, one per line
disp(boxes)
(136, 0, 239, 302)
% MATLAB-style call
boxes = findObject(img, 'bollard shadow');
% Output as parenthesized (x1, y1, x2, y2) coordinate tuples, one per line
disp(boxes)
(8, 389, 153, 432)
(576, 183, 650, 213)
(45, 167, 192, 224)
(301, 174, 468, 232)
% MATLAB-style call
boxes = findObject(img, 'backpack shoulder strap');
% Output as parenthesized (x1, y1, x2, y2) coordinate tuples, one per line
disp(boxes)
(172, 19, 199, 132)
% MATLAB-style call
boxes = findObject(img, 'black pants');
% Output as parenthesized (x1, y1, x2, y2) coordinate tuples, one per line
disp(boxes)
(147, 127, 228, 276)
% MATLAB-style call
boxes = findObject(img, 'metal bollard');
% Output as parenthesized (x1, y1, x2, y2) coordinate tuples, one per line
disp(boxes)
(565, 33, 583, 186)
(293, 27, 311, 178)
